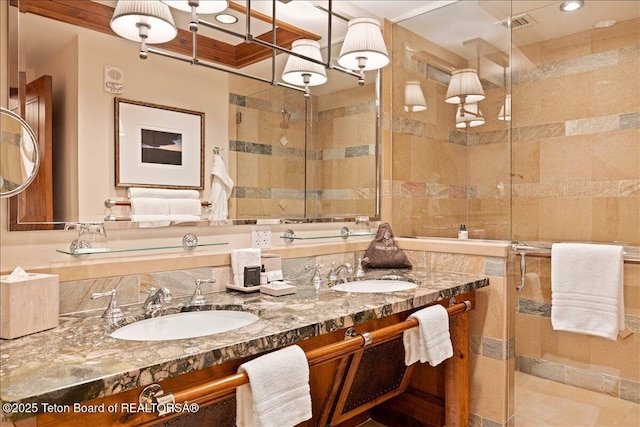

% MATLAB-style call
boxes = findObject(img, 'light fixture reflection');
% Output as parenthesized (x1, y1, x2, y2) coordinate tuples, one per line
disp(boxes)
(445, 68, 485, 105)
(215, 13, 237, 24)
(404, 81, 427, 112)
(456, 103, 484, 128)
(498, 94, 511, 121)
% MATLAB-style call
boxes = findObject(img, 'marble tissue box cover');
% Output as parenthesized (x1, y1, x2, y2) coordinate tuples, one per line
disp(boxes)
(0, 273, 59, 339)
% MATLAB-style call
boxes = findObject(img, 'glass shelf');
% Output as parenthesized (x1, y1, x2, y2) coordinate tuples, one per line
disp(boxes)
(280, 227, 375, 243)
(57, 242, 228, 257)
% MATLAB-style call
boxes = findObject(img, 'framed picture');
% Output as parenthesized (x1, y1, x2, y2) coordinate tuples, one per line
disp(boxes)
(115, 98, 204, 189)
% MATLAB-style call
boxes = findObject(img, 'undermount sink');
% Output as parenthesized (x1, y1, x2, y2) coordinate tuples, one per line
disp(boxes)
(331, 279, 417, 293)
(111, 310, 259, 341)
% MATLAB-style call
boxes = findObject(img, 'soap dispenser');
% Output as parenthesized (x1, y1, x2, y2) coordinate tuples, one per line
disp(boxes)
(458, 224, 468, 240)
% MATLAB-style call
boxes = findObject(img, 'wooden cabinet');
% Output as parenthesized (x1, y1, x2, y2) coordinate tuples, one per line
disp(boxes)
(19, 292, 474, 427)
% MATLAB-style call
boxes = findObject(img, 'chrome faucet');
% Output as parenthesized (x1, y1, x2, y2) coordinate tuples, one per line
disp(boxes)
(327, 262, 353, 285)
(143, 287, 172, 314)
(90, 289, 124, 325)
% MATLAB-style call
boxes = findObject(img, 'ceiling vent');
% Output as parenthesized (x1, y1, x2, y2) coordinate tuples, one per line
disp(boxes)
(499, 13, 536, 30)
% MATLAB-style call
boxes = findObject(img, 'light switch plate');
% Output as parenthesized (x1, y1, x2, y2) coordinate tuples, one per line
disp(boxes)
(251, 225, 272, 249)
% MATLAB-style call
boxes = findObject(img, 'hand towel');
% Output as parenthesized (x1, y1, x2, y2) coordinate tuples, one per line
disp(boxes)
(403, 304, 453, 367)
(231, 248, 262, 286)
(236, 345, 312, 427)
(208, 154, 234, 220)
(130, 198, 169, 215)
(168, 198, 202, 216)
(551, 243, 625, 340)
(127, 187, 200, 199)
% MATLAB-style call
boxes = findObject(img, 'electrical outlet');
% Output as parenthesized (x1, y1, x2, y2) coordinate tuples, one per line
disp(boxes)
(251, 225, 272, 249)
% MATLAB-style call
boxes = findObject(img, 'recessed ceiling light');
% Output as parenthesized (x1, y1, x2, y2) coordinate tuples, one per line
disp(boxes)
(215, 13, 238, 24)
(559, 0, 584, 12)
(594, 20, 617, 28)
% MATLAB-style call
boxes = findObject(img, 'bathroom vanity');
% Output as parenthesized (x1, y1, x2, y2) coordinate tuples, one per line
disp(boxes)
(0, 271, 488, 427)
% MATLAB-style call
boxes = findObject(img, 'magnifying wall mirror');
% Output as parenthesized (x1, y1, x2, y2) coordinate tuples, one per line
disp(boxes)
(0, 108, 40, 198)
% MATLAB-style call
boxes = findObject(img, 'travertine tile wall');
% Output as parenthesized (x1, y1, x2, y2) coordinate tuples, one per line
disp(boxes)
(390, 24, 511, 240)
(227, 82, 306, 220)
(512, 17, 640, 404)
(307, 84, 377, 218)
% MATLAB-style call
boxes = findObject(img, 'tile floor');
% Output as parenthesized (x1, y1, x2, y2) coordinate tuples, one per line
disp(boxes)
(515, 371, 640, 426)
(358, 372, 640, 427)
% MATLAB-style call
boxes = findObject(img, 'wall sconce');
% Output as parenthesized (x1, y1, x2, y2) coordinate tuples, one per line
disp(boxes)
(456, 103, 484, 128)
(110, 0, 178, 58)
(338, 17, 389, 85)
(404, 81, 427, 112)
(498, 94, 511, 121)
(282, 39, 328, 97)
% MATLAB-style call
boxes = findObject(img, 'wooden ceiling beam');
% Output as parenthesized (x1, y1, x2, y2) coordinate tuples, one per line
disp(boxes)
(12, 0, 321, 69)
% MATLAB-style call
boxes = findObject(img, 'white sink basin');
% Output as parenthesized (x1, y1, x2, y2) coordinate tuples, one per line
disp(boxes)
(331, 279, 417, 293)
(111, 310, 259, 341)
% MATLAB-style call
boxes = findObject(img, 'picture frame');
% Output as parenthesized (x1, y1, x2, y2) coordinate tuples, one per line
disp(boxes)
(115, 98, 204, 189)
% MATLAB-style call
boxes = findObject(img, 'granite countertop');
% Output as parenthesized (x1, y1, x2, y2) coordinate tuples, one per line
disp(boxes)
(0, 270, 488, 421)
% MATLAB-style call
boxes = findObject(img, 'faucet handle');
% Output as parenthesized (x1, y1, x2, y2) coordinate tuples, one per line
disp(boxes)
(355, 257, 368, 278)
(191, 279, 216, 306)
(305, 264, 324, 289)
(90, 289, 124, 324)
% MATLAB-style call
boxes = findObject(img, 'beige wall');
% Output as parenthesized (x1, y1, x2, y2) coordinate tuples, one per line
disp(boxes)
(513, 17, 640, 404)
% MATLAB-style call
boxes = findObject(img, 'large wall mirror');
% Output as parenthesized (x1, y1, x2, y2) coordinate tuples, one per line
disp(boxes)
(7, 0, 380, 230)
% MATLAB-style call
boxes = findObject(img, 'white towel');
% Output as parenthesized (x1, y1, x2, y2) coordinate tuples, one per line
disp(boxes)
(168, 198, 202, 216)
(551, 243, 625, 340)
(236, 345, 312, 427)
(127, 187, 199, 199)
(403, 304, 453, 367)
(130, 198, 169, 215)
(129, 214, 201, 227)
(231, 248, 262, 286)
(208, 154, 234, 220)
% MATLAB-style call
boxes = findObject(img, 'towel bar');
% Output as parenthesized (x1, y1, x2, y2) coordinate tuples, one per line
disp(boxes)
(104, 198, 211, 208)
(512, 242, 640, 292)
(137, 300, 473, 415)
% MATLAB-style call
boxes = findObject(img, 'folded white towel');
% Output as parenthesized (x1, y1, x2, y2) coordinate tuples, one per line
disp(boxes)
(168, 198, 202, 216)
(403, 304, 453, 367)
(209, 154, 234, 221)
(130, 198, 169, 215)
(231, 248, 262, 287)
(551, 243, 625, 340)
(129, 214, 201, 227)
(236, 345, 312, 427)
(127, 187, 200, 199)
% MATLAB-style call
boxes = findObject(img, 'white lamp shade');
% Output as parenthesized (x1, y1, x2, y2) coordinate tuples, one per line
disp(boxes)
(162, 0, 229, 14)
(456, 103, 485, 128)
(111, 0, 177, 44)
(498, 94, 511, 121)
(282, 39, 327, 87)
(404, 81, 427, 112)
(338, 17, 389, 71)
(445, 68, 485, 104)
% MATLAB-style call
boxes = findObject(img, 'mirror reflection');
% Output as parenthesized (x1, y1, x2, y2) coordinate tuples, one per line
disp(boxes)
(9, 1, 379, 229)
(0, 108, 40, 198)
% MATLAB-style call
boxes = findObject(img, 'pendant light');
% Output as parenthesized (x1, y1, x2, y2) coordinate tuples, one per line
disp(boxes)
(282, 39, 328, 97)
(338, 17, 389, 85)
(110, 0, 177, 59)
